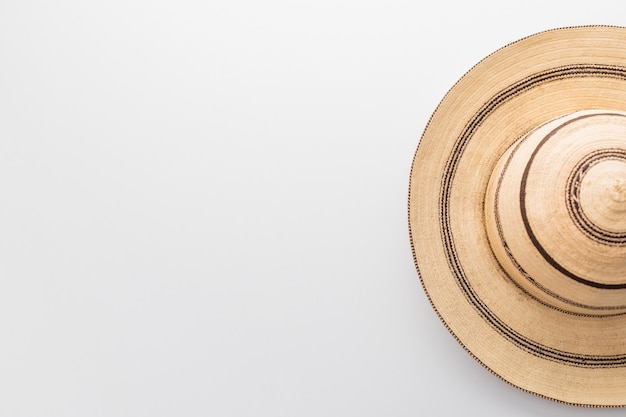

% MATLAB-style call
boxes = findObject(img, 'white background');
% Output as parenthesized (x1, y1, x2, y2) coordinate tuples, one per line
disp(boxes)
(1, 1, 626, 415)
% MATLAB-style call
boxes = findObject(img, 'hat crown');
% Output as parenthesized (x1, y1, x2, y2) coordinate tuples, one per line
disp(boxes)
(580, 159, 626, 230)
(485, 110, 626, 314)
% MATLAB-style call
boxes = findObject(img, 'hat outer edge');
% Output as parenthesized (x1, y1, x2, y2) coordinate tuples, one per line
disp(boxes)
(409, 25, 626, 408)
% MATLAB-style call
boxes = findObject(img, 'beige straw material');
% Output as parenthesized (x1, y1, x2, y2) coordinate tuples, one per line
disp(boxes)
(409, 26, 626, 406)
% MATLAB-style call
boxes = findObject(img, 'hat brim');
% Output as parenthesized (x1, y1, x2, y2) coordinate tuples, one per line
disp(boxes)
(409, 26, 626, 406)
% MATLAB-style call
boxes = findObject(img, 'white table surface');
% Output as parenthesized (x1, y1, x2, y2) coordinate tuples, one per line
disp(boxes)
(1, 1, 625, 415)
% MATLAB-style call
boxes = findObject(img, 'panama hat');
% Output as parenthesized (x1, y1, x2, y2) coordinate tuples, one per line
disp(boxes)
(409, 26, 626, 406)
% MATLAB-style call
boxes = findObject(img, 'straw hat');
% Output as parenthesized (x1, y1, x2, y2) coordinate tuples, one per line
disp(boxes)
(409, 26, 626, 406)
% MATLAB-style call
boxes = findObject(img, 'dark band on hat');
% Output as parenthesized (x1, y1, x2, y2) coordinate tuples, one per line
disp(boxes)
(567, 148, 626, 245)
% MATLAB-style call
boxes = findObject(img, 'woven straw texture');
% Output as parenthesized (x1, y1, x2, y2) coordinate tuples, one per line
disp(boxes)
(409, 26, 626, 406)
